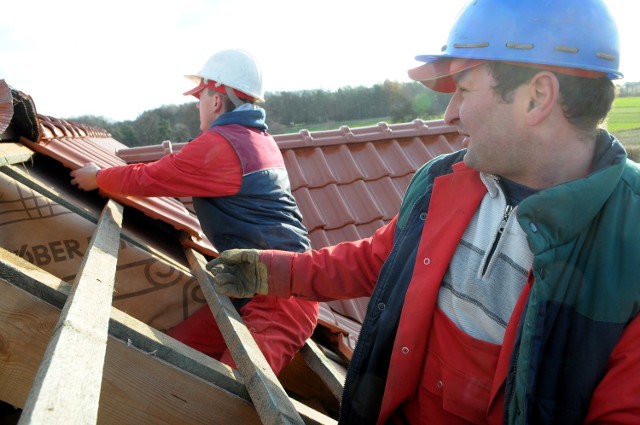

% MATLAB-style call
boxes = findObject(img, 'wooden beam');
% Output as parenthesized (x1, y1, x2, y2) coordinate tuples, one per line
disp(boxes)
(0, 238, 337, 424)
(0, 244, 249, 400)
(183, 245, 307, 425)
(0, 278, 262, 425)
(300, 339, 345, 403)
(18, 200, 123, 424)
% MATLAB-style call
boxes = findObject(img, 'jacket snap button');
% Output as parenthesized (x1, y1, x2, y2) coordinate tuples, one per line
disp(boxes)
(423, 257, 431, 265)
(377, 302, 385, 310)
(401, 347, 409, 354)
(436, 380, 443, 389)
(420, 212, 427, 220)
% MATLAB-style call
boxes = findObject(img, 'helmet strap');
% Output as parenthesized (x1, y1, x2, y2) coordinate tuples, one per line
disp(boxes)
(224, 85, 245, 108)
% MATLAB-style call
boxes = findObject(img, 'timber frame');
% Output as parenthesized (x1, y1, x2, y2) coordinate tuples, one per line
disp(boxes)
(0, 143, 344, 425)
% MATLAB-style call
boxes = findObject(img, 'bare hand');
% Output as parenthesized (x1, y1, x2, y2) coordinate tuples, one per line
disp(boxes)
(70, 162, 101, 191)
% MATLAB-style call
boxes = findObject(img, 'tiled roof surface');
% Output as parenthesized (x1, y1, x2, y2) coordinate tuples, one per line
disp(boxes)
(278, 121, 464, 334)
(4, 86, 463, 358)
(277, 120, 463, 247)
(118, 119, 463, 253)
(117, 120, 464, 342)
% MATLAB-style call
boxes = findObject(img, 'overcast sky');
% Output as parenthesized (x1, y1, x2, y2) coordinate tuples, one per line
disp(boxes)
(2, 0, 637, 122)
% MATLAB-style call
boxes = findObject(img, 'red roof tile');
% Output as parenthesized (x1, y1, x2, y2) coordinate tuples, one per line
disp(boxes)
(270, 122, 464, 328)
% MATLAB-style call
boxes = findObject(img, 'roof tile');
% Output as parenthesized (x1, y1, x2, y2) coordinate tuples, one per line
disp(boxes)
(8, 105, 215, 255)
(335, 180, 385, 225)
(320, 144, 363, 184)
(289, 146, 338, 188)
(363, 177, 405, 218)
(306, 184, 353, 230)
(346, 142, 392, 180)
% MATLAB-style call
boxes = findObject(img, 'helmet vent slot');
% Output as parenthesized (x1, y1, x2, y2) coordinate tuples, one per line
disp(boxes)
(506, 43, 534, 50)
(555, 46, 579, 53)
(452, 42, 490, 49)
(596, 52, 616, 62)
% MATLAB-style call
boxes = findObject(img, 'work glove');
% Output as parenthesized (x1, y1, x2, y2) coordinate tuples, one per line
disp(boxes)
(206, 249, 269, 298)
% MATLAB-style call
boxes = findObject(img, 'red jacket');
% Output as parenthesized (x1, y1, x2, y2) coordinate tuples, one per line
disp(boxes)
(97, 128, 318, 375)
(262, 160, 640, 423)
(97, 130, 242, 197)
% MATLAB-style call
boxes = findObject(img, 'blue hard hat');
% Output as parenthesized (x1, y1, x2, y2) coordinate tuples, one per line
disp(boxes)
(409, 0, 622, 92)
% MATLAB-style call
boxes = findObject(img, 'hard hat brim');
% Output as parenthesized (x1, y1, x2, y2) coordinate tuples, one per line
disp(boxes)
(183, 81, 206, 97)
(408, 57, 484, 93)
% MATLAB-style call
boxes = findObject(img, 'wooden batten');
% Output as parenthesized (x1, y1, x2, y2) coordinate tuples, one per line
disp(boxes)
(19, 200, 124, 423)
(0, 249, 262, 425)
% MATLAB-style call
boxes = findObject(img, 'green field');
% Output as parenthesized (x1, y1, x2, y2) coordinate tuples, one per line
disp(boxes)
(276, 96, 640, 148)
(607, 96, 640, 133)
(608, 96, 640, 153)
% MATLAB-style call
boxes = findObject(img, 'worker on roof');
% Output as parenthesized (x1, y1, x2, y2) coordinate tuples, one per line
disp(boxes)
(205, 1, 640, 423)
(70, 48, 318, 375)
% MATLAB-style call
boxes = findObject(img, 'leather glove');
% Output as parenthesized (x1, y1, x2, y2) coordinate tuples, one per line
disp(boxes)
(206, 249, 269, 298)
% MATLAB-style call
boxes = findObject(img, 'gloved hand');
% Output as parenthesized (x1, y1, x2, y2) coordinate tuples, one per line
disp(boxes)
(206, 249, 269, 298)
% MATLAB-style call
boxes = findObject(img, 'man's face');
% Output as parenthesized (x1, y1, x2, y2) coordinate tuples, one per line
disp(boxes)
(197, 89, 219, 132)
(444, 65, 530, 182)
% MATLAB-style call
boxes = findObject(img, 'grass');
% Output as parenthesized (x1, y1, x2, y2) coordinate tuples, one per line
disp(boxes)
(607, 96, 640, 133)
(274, 117, 386, 134)
(275, 96, 640, 150)
(608, 97, 640, 151)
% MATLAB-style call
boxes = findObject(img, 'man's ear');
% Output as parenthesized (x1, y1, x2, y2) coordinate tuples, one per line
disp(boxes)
(212, 93, 225, 113)
(526, 71, 559, 126)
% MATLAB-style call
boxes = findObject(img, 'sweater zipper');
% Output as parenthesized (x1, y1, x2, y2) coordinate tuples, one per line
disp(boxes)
(498, 205, 514, 233)
(482, 204, 514, 276)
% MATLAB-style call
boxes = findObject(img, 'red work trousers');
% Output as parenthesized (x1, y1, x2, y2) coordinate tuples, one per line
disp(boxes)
(166, 294, 319, 374)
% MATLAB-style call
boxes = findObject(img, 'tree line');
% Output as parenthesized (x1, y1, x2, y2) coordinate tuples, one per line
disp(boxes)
(69, 80, 640, 148)
(69, 80, 452, 147)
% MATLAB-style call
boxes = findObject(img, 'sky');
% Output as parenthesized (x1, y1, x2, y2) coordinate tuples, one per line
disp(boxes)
(2, 0, 637, 122)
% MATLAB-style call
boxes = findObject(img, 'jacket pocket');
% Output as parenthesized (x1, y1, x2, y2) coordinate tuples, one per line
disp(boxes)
(421, 348, 493, 424)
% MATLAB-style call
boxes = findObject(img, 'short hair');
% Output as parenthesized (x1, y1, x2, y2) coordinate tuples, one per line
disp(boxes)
(486, 61, 615, 133)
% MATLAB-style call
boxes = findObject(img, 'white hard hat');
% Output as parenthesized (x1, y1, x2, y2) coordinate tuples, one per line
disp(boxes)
(183, 48, 264, 102)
